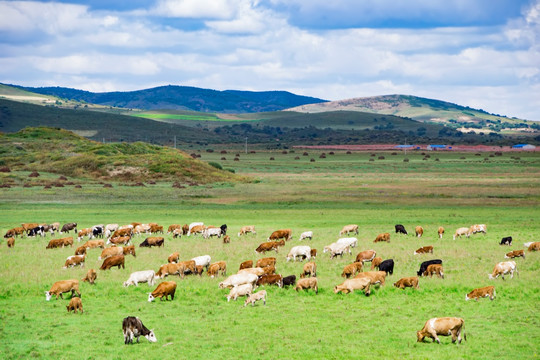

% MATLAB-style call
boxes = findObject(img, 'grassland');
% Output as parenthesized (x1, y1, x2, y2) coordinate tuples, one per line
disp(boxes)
(0, 148, 539, 359)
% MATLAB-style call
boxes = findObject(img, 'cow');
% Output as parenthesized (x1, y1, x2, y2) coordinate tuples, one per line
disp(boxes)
(149, 224, 163, 234)
(355, 271, 387, 286)
(187, 222, 204, 236)
(415, 226, 424, 238)
(300, 262, 317, 278)
(466, 286, 495, 301)
(417, 259, 443, 276)
(310, 249, 317, 258)
(4, 227, 24, 238)
(192, 255, 212, 270)
(194, 265, 205, 276)
(82, 239, 105, 249)
(527, 242, 540, 252)
(104, 223, 119, 238)
(7, 237, 15, 248)
(63, 255, 85, 269)
(239, 260, 253, 270)
(374, 233, 390, 243)
(188, 224, 206, 236)
(414, 246, 434, 255)
(223, 235, 230, 244)
(92, 225, 104, 239)
(238, 225, 256, 236)
(75, 245, 87, 256)
(111, 227, 132, 239)
(99, 255, 125, 270)
(417, 317, 465, 344)
(238, 267, 265, 277)
(438, 227, 445, 239)
(244, 290, 267, 307)
(257, 274, 283, 287)
(341, 262, 363, 278)
(99, 246, 136, 260)
(394, 277, 419, 289)
(133, 224, 151, 236)
(172, 229, 183, 239)
(220, 224, 227, 236)
(66, 297, 83, 314)
(469, 224, 487, 235)
(323, 242, 350, 259)
(21, 223, 39, 235)
(337, 237, 358, 248)
(370, 257, 383, 270)
(168, 252, 180, 263)
(203, 227, 222, 239)
(182, 224, 189, 235)
(148, 281, 177, 302)
(334, 277, 371, 295)
(226, 283, 253, 302)
(453, 227, 470, 240)
(45, 279, 80, 301)
(28, 226, 45, 237)
(489, 261, 517, 280)
(124, 270, 156, 287)
(109, 236, 131, 246)
(287, 246, 311, 261)
(219, 273, 258, 289)
(395, 224, 407, 235)
(355, 250, 376, 263)
(424, 264, 444, 279)
(156, 263, 181, 279)
(46, 238, 66, 249)
(255, 240, 285, 254)
(505, 250, 525, 259)
(262, 265, 276, 275)
(62, 237, 74, 247)
(208, 261, 227, 278)
(49, 222, 60, 233)
(82, 269, 97, 285)
(500, 236, 513, 246)
(77, 228, 93, 241)
(268, 229, 292, 241)
(340, 224, 358, 236)
(298, 231, 313, 241)
(295, 277, 318, 293)
(167, 224, 182, 234)
(282, 275, 297, 287)
(139, 237, 164, 248)
(122, 317, 157, 344)
(256, 257, 276, 268)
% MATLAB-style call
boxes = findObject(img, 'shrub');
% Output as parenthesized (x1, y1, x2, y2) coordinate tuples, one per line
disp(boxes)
(270, 157, 275, 161)
(221, 157, 226, 161)
(220, 150, 227, 154)
(225, 168, 235, 173)
(294, 156, 300, 160)
(303, 152, 309, 156)
(234, 158, 239, 161)
(403, 158, 409, 162)
(206, 149, 214, 153)
(310, 158, 315, 162)
(208, 162, 223, 170)
(378, 156, 385, 160)
(369, 158, 374, 162)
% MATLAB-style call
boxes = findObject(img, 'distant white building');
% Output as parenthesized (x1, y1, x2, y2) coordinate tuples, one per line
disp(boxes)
(512, 144, 536, 150)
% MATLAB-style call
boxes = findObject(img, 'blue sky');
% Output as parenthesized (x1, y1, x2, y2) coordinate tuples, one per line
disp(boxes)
(0, 0, 539, 120)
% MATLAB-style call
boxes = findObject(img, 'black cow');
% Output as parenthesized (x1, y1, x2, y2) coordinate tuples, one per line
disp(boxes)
(395, 224, 408, 235)
(220, 224, 228, 236)
(282, 275, 297, 287)
(122, 316, 157, 345)
(417, 259, 443, 276)
(92, 226, 104, 238)
(379, 259, 394, 275)
(28, 226, 45, 237)
(61, 222, 77, 234)
(500, 236, 512, 246)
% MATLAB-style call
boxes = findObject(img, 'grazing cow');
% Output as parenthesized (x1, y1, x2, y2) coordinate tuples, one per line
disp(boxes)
(505, 250, 525, 259)
(238, 267, 265, 276)
(167, 224, 181, 234)
(414, 246, 434, 255)
(139, 237, 164, 248)
(45, 279, 80, 301)
(189, 224, 206, 236)
(92, 225, 104, 239)
(453, 227, 470, 240)
(77, 228, 93, 241)
(500, 236, 512, 246)
(370, 257, 383, 270)
(287, 246, 311, 261)
(168, 252, 180, 263)
(21, 222, 39, 235)
(148, 281, 177, 302)
(63, 255, 85, 269)
(28, 226, 45, 237)
(122, 317, 157, 345)
(156, 263, 181, 279)
(182, 224, 189, 235)
(256, 257, 276, 268)
(223, 235, 230, 244)
(268, 229, 292, 241)
(417, 317, 465, 344)
(239, 260, 253, 270)
(263, 266, 276, 275)
(82, 269, 97, 285)
(219, 273, 259, 289)
(438, 227, 445, 239)
(149, 224, 163, 234)
(489, 261, 517, 280)
(281, 275, 296, 288)
(374, 233, 390, 243)
(226, 283, 253, 302)
(298, 231, 313, 241)
(337, 237, 358, 248)
(83, 239, 105, 249)
(124, 270, 156, 287)
(466, 286, 495, 301)
(310, 249, 317, 258)
(295, 277, 318, 293)
(424, 264, 444, 279)
(300, 262, 317, 278)
(192, 255, 212, 270)
(172, 229, 183, 238)
(62, 237, 74, 247)
(104, 224, 119, 238)
(334, 277, 371, 295)
(111, 227, 132, 239)
(340, 224, 359, 236)
(355, 250, 376, 263)
(109, 236, 131, 246)
(417, 259, 443, 276)
(394, 277, 419, 289)
(244, 290, 267, 307)
(415, 226, 424, 238)
(187, 222, 204, 236)
(7, 237, 15, 248)
(469, 224, 487, 235)
(133, 224, 150, 236)
(99, 255, 125, 270)
(208, 261, 227, 278)
(66, 297, 83, 314)
(527, 242, 540, 252)
(194, 265, 205, 276)
(355, 271, 387, 286)
(99, 246, 136, 260)
(341, 262, 363, 278)
(4, 227, 24, 238)
(256, 240, 285, 254)
(395, 224, 408, 235)
(238, 225, 256, 236)
(75, 245, 87, 256)
(323, 242, 350, 259)
(220, 224, 227, 236)
(203, 227, 222, 239)
(257, 274, 283, 287)
(47, 238, 66, 249)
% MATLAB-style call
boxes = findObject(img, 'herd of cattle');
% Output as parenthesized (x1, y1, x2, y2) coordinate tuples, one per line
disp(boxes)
(4, 221, 539, 345)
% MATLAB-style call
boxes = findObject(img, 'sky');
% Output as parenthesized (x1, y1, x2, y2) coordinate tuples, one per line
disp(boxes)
(0, 0, 539, 120)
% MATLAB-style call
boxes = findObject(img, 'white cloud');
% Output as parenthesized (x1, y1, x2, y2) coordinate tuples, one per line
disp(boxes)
(150, 0, 236, 18)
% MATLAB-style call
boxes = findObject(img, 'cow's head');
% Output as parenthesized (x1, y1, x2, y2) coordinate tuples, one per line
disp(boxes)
(145, 330, 157, 343)
(147, 293, 155, 302)
(45, 291, 52, 301)
(416, 331, 425, 342)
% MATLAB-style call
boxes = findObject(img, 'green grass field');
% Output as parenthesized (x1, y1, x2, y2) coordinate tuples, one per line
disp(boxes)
(0, 149, 539, 359)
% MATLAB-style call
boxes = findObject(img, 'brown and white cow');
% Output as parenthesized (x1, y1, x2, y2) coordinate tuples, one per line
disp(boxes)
(45, 279, 81, 301)
(63, 255, 85, 269)
(438, 227, 445, 239)
(489, 261, 517, 280)
(424, 264, 444, 279)
(394, 277, 419, 289)
(238, 225, 256, 236)
(268, 229, 292, 241)
(469, 224, 487, 235)
(77, 228, 93, 241)
(300, 262, 317, 278)
(355, 250, 376, 263)
(465, 286, 495, 301)
(417, 317, 465, 344)
(505, 250, 525, 259)
(148, 281, 177, 302)
(415, 226, 424, 238)
(340, 224, 358, 236)
(168, 252, 180, 263)
(414, 246, 434, 255)
(341, 262, 363, 278)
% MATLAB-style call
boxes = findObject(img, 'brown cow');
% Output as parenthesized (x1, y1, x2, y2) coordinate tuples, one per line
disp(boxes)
(394, 277, 419, 289)
(415, 226, 424, 238)
(63, 255, 85, 269)
(66, 296, 83, 314)
(99, 255, 125, 270)
(7, 237, 15, 248)
(223, 235, 231, 244)
(82, 269, 97, 285)
(208, 261, 227, 278)
(414, 246, 434, 255)
(268, 229, 292, 241)
(77, 228, 93, 241)
(168, 252, 180, 263)
(22, 223, 39, 233)
(340, 224, 358, 236)
(417, 317, 465, 344)
(295, 277, 318, 293)
(156, 263, 182, 278)
(148, 281, 177, 302)
(45, 279, 80, 301)
(341, 262, 363, 278)
(4, 227, 24, 238)
(370, 257, 383, 270)
(139, 237, 164, 247)
(167, 224, 181, 233)
(355, 271, 386, 286)
(356, 250, 376, 263)
(257, 274, 283, 287)
(334, 277, 371, 295)
(301, 262, 317, 278)
(83, 240, 105, 249)
(528, 242, 540, 252)
(238, 225, 256, 236)
(255, 240, 285, 253)
(310, 249, 317, 258)
(505, 250, 525, 259)
(75, 245, 87, 256)
(438, 226, 445, 239)
(374, 233, 390, 243)
(424, 264, 444, 279)
(189, 225, 206, 236)
(182, 224, 189, 235)
(99, 246, 136, 260)
(239, 260, 253, 270)
(262, 265, 276, 275)
(466, 285, 495, 301)
(256, 257, 277, 268)
(149, 224, 163, 234)
(109, 236, 131, 245)
(111, 227, 132, 238)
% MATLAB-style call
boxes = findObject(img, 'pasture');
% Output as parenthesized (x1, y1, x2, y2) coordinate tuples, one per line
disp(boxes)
(0, 149, 539, 359)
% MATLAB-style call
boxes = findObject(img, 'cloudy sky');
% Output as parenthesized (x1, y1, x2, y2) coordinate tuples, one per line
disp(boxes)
(0, 0, 539, 120)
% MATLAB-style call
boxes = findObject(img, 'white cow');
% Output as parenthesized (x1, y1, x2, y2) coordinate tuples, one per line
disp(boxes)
(227, 283, 253, 302)
(219, 273, 258, 289)
(453, 227, 470, 240)
(123, 270, 156, 287)
(192, 255, 211, 269)
(286, 246, 311, 261)
(337, 237, 358, 248)
(298, 231, 313, 241)
(323, 242, 351, 258)
(237, 267, 265, 276)
(203, 227, 222, 239)
(104, 223, 119, 238)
